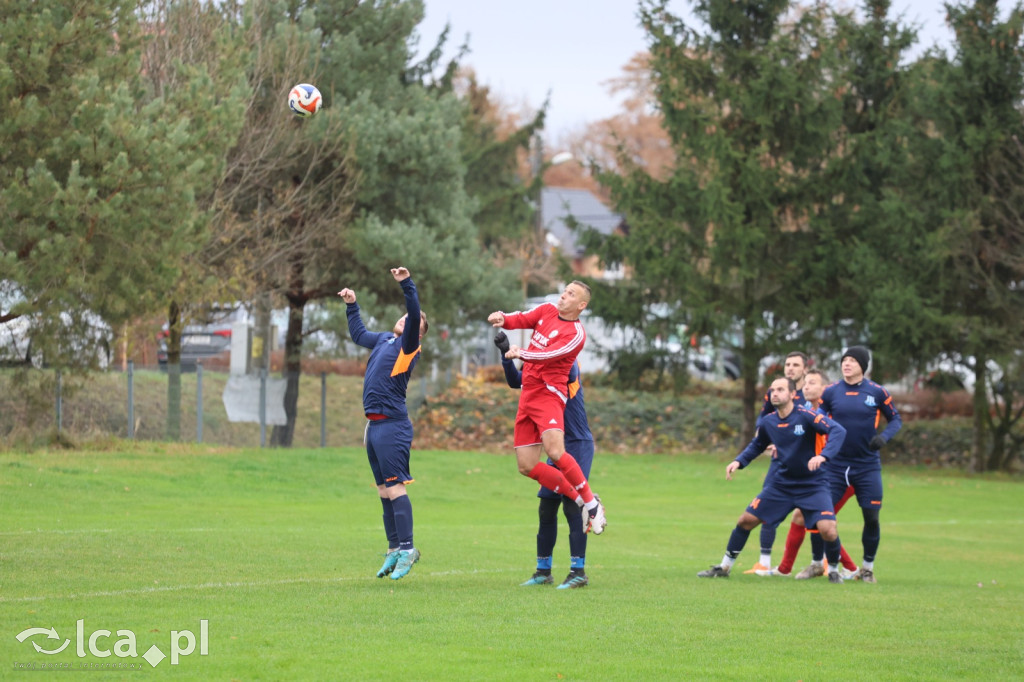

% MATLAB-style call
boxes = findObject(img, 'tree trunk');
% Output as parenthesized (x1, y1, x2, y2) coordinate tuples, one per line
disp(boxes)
(270, 256, 308, 448)
(271, 298, 304, 447)
(970, 357, 989, 473)
(987, 422, 1007, 472)
(165, 300, 182, 441)
(739, 321, 759, 443)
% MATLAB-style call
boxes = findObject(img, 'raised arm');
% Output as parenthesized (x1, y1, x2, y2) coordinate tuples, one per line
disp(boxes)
(393, 267, 422, 355)
(495, 331, 522, 389)
(339, 286, 388, 350)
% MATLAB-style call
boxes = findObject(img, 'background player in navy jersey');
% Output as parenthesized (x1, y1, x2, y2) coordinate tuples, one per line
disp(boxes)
(495, 331, 595, 589)
(697, 376, 848, 583)
(755, 351, 810, 428)
(808, 345, 901, 584)
(745, 351, 810, 575)
(488, 281, 607, 535)
(338, 267, 428, 581)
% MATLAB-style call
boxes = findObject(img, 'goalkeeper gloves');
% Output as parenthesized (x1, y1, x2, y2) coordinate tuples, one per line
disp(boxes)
(494, 331, 510, 356)
(869, 435, 886, 451)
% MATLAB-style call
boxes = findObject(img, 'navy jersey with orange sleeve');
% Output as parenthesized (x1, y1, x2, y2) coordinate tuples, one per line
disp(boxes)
(346, 278, 422, 419)
(819, 379, 901, 468)
(734, 407, 846, 488)
(499, 303, 586, 389)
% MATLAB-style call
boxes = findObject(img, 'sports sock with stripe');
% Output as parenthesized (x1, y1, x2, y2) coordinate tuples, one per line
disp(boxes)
(553, 453, 594, 504)
(380, 496, 398, 549)
(391, 494, 414, 552)
(527, 463, 580, 502)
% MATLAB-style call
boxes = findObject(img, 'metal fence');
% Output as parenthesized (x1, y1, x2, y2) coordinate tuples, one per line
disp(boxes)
(0, 360, 455, 449)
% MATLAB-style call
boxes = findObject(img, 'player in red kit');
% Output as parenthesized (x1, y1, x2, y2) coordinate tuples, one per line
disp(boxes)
(488, 281, 607, 535)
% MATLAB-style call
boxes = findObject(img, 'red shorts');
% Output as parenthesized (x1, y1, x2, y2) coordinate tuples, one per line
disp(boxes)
(513, 383, 567, 448)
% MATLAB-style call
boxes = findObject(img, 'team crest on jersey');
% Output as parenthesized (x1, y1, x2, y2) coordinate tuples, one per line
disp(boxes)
(864, 395, 877, 407)
(793, 424, 805, 435)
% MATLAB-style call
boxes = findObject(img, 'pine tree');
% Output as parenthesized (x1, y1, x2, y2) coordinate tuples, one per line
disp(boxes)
(592, 0, 845, 436)
(0, 0, 246, 371)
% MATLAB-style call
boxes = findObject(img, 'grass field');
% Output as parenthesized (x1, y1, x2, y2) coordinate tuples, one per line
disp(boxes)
(1, 445, 1022, 680)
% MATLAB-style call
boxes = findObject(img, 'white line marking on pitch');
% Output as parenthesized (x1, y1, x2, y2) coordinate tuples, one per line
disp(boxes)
(0, 568, 522, 604)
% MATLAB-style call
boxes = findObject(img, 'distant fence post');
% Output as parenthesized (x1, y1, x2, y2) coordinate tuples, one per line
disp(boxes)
(259, 368, 267, 448)
(320, 372, 327, 448)
(127, 361, 135, 439)
(196, 361, 203, 444)
(55, 369, 62, 435)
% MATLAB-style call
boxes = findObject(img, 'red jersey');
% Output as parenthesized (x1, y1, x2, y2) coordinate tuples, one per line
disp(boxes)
(500, 303, 586, 389)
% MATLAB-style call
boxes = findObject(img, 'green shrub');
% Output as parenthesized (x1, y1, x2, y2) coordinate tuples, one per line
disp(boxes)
(883, 417, 974, 468)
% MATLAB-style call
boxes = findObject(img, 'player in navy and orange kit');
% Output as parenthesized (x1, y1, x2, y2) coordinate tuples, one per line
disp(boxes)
(745, 351, 810, 575)
(807, 345, 901, 584)
(497, 329, 595, 589)
(338, 266, 428, 581)
(697, 376, 848, 583)
(770, 369, 859, 578)
(487, 281, 607, 535)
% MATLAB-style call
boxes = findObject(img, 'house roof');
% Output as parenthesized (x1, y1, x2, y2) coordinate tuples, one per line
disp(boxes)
(541, 187, 622, 257)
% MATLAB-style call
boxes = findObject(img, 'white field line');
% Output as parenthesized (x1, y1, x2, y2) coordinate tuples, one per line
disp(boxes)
(5, 517, 1023, 535)
(0, 568, 522, 604)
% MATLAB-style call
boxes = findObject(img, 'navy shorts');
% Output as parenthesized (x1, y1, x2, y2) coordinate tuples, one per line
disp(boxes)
(538, 438, 594, 500)
(365, 417, 414, 487)
(745, 483, 836, 531)
(826, 464, 883, 510)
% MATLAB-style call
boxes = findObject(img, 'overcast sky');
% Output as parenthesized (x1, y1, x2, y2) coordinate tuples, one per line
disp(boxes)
(414, 1, 962, 139)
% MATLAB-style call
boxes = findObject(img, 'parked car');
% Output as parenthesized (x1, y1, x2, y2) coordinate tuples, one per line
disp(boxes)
(157, 326, 232, 372)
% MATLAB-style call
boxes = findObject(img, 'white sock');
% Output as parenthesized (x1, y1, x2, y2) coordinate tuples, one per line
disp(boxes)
(759, 553, 771, 567)
(721, 555, 735, 569)
(812, 559, 823, 567)
(862, 560, 874, 570)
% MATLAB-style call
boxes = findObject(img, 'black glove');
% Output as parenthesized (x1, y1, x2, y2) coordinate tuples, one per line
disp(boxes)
(869, 435, 886, 451)
(494, 331, 510, 356)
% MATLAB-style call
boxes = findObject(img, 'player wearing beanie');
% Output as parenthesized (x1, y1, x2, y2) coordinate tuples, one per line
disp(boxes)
(805, 346, 902, 584)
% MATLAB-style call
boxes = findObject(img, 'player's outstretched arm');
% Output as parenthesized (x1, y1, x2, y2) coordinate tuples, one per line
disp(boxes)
(340, 288, 379, 350)
(394, 268, 422, 354)
(495, 332, 522, 389)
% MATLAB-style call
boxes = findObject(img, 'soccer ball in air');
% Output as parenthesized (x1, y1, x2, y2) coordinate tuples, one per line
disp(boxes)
(288, 83, 322, 118)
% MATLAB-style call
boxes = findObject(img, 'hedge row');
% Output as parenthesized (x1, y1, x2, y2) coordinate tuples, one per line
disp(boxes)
(414, 374, 980, 468)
